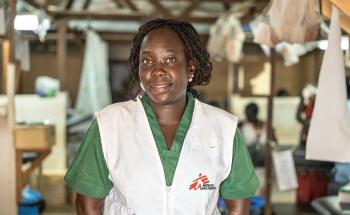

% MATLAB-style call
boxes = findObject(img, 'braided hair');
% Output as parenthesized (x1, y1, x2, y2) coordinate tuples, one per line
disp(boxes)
(128, 18, 213, 98)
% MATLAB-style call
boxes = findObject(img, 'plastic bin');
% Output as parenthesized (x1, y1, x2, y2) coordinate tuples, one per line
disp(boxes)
(18, 186, 42, 215)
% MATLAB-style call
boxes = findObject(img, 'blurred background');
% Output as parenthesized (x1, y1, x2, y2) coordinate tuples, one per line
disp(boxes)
(0, 0, 350, 214)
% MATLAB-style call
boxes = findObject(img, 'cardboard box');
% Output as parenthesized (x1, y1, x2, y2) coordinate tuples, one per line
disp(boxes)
(14, 125, 55, 150)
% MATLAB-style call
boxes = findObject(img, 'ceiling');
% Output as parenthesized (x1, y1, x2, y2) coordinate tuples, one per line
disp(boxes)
(17, 0, 269, 37)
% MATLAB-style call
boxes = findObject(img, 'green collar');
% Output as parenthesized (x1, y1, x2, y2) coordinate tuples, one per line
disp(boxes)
(140, 93, 195, 152)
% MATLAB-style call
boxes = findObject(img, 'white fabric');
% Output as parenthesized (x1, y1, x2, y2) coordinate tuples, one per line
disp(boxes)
(75, 30, 111, 116)
(15, 33, 31, 71)
(96, 98, 238, 215)
(306, 7, 350, 163)
(207, 12, 245, 63)
(253, 0, 320, 46)
(0, 7, 5, 35)
(275, 42, 319, 67)
(345, 48, 350, 69)
(272, 149, 298, 191)
(253, 20, 279, 48)
(240, 121, 267, 146)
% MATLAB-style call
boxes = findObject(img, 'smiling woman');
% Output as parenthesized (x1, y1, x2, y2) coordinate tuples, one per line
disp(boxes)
(64, 18, 259, 215)
(138, 27, 190, 106)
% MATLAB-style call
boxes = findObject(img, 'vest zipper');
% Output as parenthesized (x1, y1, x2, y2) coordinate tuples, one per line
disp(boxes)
(166, 186, 171, 215)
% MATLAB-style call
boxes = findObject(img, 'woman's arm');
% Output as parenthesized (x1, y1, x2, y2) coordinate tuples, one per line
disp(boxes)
(76, 194, 105, 215)
(224, 198, 250, 215)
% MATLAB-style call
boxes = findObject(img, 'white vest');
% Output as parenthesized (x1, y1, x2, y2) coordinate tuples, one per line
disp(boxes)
(96, 98, 238, 215)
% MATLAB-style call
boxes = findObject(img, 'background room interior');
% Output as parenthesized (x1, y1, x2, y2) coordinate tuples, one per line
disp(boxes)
(1, 0, 350, 214)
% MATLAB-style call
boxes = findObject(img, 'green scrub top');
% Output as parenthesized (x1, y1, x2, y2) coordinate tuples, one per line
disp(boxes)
(64, 93, 259, 200)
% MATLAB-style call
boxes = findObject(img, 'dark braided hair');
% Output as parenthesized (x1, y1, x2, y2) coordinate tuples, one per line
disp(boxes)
(128, 18, 212, 98)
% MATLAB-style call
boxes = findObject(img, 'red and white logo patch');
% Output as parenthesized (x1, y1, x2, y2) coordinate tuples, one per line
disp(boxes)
(189, 173, 216, 191)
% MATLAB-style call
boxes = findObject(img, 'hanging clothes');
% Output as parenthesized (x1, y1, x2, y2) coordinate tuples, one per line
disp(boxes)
(207, 12, 245, 63)
(251, 15, 279, 48)
(75, 30, 112, 116)
(0, 6, 5, 35)
(15, 32, 31, 71)
(253, 0, 320, 46)
(306, 6, 350, 163)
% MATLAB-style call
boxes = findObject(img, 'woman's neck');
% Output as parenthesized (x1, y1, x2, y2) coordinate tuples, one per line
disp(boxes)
(148, 96, 187, 126)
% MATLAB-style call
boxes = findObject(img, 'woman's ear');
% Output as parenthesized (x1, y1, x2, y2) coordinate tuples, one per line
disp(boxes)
(188, 60, 196, 83)
(188, 59, 196, 72)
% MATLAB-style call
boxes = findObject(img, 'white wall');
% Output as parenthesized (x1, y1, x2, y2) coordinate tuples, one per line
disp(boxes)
(0, 92, 67, 175)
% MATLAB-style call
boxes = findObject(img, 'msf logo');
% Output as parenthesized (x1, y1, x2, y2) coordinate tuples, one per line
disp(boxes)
(189, 173, 216, 191)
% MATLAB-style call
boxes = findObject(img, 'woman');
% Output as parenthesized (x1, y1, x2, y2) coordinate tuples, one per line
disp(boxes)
(65, 18, 259, 215)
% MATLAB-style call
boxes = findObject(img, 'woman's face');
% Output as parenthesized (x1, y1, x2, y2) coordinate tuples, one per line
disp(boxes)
(139, 27, 192, 105)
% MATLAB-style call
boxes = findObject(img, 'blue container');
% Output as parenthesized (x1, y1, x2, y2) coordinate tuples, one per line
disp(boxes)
(250, 195, 265, 215)
(217, 198, 227, 214)
(250, 195, 265, 210)
(18, 186, 41, 215)
(19, 204, 39, 215)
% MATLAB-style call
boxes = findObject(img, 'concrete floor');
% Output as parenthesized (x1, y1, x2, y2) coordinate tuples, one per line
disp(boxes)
(43, 206, 75, 215)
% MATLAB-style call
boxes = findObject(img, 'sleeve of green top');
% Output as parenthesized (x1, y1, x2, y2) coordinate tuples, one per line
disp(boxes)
(64, 118, 113, 198)
(219, 128, 260, 200)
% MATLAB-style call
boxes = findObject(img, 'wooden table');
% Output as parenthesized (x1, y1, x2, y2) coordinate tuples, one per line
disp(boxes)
(14, 124, 55, 202)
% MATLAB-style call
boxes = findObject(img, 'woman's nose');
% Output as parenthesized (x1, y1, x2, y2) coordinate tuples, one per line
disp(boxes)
(151, 63, 167, 76)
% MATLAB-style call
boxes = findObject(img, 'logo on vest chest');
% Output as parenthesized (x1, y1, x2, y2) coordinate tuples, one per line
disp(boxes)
(189, 173, 216, 191)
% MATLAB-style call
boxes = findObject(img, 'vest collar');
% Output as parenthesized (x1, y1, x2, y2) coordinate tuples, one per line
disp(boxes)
(140, 93, 195, 152)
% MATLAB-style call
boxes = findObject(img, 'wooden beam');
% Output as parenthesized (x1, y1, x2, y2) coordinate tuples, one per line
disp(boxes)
(50, 10, 148, 21)
(2, 41, 10, 93)
(65, 0, 75, 9)
(8, 0, 16, 63)
(0, 117, 17, 214)
(322, 0, 350, 35)
(232, 63, 239, 94)
(24, 0, 43, 9)
(147, 0, 173, 18)
(83, 0, 91, 10)
(175, 15, 218, 23)
(23, 0, 50, 15)
(264, 48, 277, 215)
(152, 0, 217, 1)
(331, 0, 350, 17)
(49, 10, 218, 23)
(123, 0, 138, 11)
(2, 0, 17, 95)
(5, 55, 16, 129)
(22, 150, 51, 179)
(57, 20, 67, 90)
(0, 0, 17, 212)
(113, 0, 124, 8)
(180, 0, 201, 18)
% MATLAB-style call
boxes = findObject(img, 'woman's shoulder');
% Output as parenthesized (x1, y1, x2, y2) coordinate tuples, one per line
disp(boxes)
(97, 99, 140, 117)
(195, 99, 238, 122)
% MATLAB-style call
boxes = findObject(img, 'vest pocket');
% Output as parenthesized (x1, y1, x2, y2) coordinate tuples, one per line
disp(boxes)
(207, 145, 220, 157)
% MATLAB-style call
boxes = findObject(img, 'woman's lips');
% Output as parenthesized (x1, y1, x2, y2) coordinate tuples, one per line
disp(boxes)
(148, 83, 172, 93)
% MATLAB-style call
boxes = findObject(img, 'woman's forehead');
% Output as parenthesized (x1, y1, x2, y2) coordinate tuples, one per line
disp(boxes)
(140, 27, 186, 52)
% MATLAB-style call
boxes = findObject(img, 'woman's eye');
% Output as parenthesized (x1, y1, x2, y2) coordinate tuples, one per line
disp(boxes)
(164, 57, 176, 63)
(142, 59, 152, 65)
